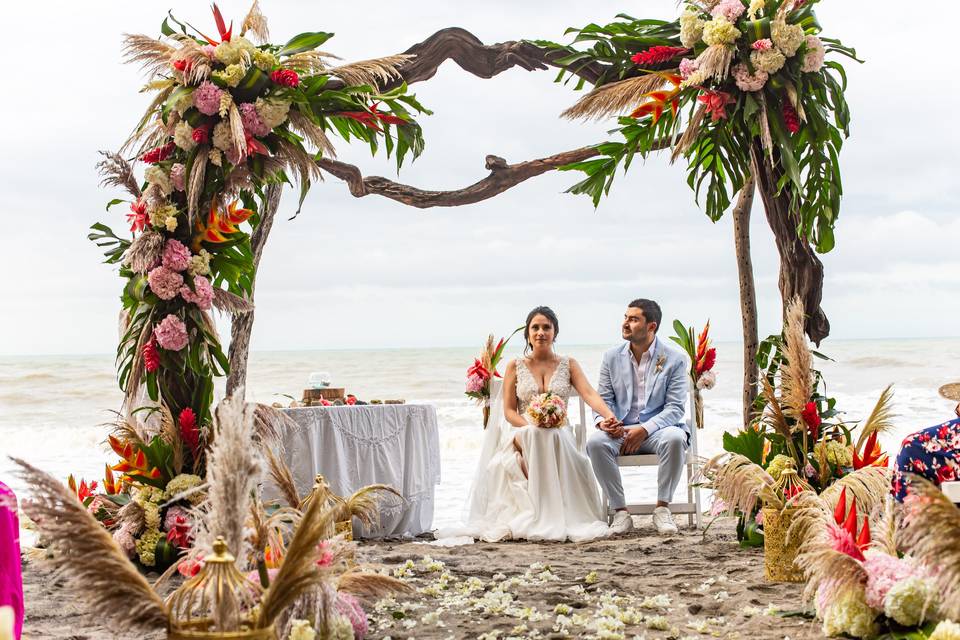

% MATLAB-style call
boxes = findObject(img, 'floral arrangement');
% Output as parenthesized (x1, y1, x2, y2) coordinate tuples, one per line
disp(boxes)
(525, 392, 567, 429)
(705, 297, 893, 544)
(86, 1, 428, 566)
(791, 485, 954, 639)
(465, 328, 522, 427)
(670, 319, 717, 428)
(537, 0, 857, 252)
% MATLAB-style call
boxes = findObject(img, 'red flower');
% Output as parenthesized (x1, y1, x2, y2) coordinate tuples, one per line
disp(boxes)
(142, 338, 160, 373)
(801, 401, 821, 441)
(337, 102, 407, 132)
(141, 141, 176, 164)
(179, 407, 200, 457)
(177, 556, 204, 578)
(172, 58, 193, 73)
(783, 102, 801, 134)
(468, 359, 492, 381)
(192, 123, 211, 144)
(630, 46, 689, 66)
(270, 69, 300, 87)
(697, 90, 734, 122)
(166, 516, 193, 548)
(320, 398, 332, 406)
(936, 464, 957, 483)
(853, 431, 889, 469)
(346, 395, 357, 406)
(127, 199, 148, 233)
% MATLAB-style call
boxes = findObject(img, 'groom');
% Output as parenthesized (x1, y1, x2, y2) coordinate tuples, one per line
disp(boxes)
(586, 299, 690, 535)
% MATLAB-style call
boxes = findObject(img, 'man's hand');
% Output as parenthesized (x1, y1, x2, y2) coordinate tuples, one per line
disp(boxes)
(621, 426, 648, 455)
(597, 416, 624, 438)
(955, 402, 959, 418)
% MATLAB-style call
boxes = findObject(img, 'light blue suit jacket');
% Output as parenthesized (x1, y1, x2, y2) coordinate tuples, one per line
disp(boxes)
(593, 339, 690, 435)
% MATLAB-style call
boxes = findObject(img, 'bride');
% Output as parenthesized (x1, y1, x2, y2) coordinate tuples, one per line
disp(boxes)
(442, 306, 621, 542)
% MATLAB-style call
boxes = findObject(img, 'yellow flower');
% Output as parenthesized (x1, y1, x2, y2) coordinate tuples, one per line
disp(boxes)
(213, 63, 246, 88)
(766, 454, 795, 481)
(252, 49, 278, 71)
(771, 17, 805, 57)
(679, 9, 705, 48)
(821, 587, 879, 639)
(702, 17, 741, 46)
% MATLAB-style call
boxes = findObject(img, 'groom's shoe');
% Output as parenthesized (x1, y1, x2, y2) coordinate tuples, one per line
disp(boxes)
(610, 510, 634, 534)
(652, 506, 679, 535)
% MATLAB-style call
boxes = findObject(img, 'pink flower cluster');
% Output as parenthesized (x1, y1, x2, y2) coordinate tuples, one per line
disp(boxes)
(465, 373, 485, 393)
(163, 239, 192, 272)
(170, 163, 186, 191)
(752, 38, 774, 51)
(732, 63, 769, 92)
(335, 592, 369, 639)
(863, 550, 918, 609)
(711, 0, 746, 22)
(147, 265, 184, 300)
(801, 35, 826, 73)
(193, 81, 223, 116)
(239, 102, 271, 137)
(679, 58, 699, 80)
(154, 314, 189, 351)
(181, 275, 214, 310)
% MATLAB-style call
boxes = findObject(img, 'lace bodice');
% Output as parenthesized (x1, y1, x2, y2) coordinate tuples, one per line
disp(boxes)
(515, 356, 572, 417)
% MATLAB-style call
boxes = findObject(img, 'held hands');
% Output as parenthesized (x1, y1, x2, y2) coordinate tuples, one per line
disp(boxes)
(955, 403, 959, 418)
(597, 416, 624, 438)
(621, 426, 649, 455)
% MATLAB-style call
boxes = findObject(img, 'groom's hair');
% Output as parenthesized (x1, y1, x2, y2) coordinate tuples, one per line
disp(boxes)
(628, 299, 662, 332)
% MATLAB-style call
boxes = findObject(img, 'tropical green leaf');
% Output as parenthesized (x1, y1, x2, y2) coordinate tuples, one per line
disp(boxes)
(279, 32, 334, 56)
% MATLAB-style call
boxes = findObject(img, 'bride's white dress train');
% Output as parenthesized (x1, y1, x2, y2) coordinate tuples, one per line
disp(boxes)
(439, 356, 610, 542)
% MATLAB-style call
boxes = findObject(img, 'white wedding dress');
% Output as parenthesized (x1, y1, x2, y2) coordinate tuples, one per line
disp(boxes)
(439, 356, 610, 543)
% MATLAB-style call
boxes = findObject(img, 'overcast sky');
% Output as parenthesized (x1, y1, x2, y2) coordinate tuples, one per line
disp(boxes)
(1, 1, 957, 355)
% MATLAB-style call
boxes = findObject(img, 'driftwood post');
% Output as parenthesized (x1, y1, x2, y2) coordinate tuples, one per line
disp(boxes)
(732, 174, 758, 423)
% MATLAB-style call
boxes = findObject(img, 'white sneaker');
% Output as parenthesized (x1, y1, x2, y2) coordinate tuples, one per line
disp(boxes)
(653, 506, 679, 535)
(610, 510, 635, 534)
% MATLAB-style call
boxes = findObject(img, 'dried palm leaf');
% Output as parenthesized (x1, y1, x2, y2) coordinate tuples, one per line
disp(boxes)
(212, 288, 254, 315)
(819, 466, 892, 516)
(240, 0, 270, 42)
(187, 146, 210, 228)
(265, 447, 301, 509)
(332, 54, 413, 88)
(288, 110, 337, 158)
(280, 50, 338, 74)
(560, 73, 671, 121)
(703, 453, 779, 515)
(228, 103, 248, 158)
(336, 569, 412, 600)
(899, 475, 960, 618)
(121, 96, 171, 154)
(96, 150, 142, 199)
(192, 391, 263, 569)
(122, 33, 175, 78)
(854, 385, 895, 452)
(108, 411, 148, 450)
(122, 228, 164, 274)
(871, 498, 902, 557)
(275, 136, 322, 190)
(12, 458, 168, 632)
(795, 531, 868, 602)
(253, 404, 298, 449)
(781, 296, 813, 426)
(124, 319, 155, 411)
(758, 92, 775, 162)
(222, 164, 253, 201)
(695, 44, 733, 82)
(760, 377, 794, 447)
(671, 104, 706, 163)
(117, 499, 146, 536)
(158, 403, 184, 476)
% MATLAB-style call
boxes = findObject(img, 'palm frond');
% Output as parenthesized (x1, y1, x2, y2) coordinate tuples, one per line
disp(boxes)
(96, 150, 142, 199)
(122, 228, 165, 274)
(795, 528, 868, 602)
(187, 146, 209, 228)
(760, 377, 794, 445)
(871, 498, 901, 557)
(288, 109, 337, 158)
(671, 104, 706, 162)
(265, 447, 301, 509)
(781, 296, 813, 425)
(252, 403, 298, 449)
(703, 453, 780, 514)
(819, 466, 892, 516)
(12, 458, 168, 632)
(280, 51, 339, 75)
(332, 54, 413, 88)
(899, 475, 960, 619)
(854, 384, 896, 452)
(212, 288, 254, 315)
(241, 0, 270, 42)
(124, 319, 155, 412)
(157, 403, 184, 476)
(336, 569, 412, 600)
(560, 73, 671, 121)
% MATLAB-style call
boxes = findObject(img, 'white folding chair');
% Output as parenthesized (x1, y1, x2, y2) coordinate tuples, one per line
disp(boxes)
(600, 388, 703, 529)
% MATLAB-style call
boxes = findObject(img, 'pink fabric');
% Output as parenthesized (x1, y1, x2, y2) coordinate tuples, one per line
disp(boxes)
(0, 481, 23, 639)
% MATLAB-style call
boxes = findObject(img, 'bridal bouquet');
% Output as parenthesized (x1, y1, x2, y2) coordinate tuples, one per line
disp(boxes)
(526, 392, 567, 428)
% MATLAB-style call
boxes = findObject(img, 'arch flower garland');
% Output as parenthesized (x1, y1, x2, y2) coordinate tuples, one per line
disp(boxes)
(538, 0, 858, 253)
(88, 1, 428, 545)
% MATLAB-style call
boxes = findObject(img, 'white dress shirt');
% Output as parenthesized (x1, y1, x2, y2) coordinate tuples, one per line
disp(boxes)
(624, 337, 657, 425)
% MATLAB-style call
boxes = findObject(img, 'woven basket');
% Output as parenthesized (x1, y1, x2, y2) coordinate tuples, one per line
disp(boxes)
(168, 620, 275, 640)
(762, 507, 804, 583)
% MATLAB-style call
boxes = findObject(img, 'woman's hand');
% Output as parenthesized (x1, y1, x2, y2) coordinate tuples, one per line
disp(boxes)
(955, 402, 959, 418)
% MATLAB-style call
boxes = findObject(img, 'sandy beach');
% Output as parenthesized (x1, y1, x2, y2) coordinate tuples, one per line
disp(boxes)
(20, 519, 819, 640)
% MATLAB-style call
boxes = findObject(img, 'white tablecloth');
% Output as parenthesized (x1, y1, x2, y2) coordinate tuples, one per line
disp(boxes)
(269, 404, 441, 538)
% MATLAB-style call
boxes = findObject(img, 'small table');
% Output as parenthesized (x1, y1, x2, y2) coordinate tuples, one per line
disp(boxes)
(269, 404, 441, 538)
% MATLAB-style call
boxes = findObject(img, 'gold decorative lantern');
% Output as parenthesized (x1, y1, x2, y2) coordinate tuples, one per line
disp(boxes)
(762, 466, 812, 584)
(167, 537, 276, 640)
(300, 475, 354, 542)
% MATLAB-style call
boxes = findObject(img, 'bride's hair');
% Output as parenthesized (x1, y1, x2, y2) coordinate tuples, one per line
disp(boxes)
(523, 306, 559, 355)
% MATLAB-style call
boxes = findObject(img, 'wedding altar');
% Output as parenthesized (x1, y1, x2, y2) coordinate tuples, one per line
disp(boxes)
(270, 404, 441, 538)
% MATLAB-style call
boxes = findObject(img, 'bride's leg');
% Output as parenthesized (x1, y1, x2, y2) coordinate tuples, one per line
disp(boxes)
(512, 434, 529, 479)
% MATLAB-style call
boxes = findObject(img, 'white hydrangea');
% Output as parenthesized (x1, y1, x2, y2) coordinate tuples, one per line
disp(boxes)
(751, 48, 787, 74)
(173, 120, 196, 151)
(256, 97, 291, 129)
(748, 0, 765, 19)
(884, 577, 937, 627)
(214, 36, 257, 65)
(187, 249, 212, 278)
(821, 588, 880, 639)
(288, 619, 316, 640)
(144, 165, 172, 196)
(213, 63, 246, 88)
(702, 16, 741, 46)
(771, 17, 805, 57)
(679, 9, 706, 48)
(212, 121, 234, 152)
(800, 35, 826, 73)
(930, 620, 960, 640)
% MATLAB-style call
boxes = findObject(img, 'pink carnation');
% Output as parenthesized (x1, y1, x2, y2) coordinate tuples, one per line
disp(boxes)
(170, 163, 186, 191)
(711, 0, 746, 22)
(801, 35, 826, 73)
(752, 38, 773, 51)
(863, 550, 917, 609)
(181, 275, 214, 310)
(147, 265, 184, 300)
(154, 314, 189, 351)
(335, 592, 369, 639)
(732, 63, 769, 92)
(163, 505, 191, 532)
(465, 373, 485, 393)
(162, 239, 192, 272)
(679, 58, 700, 79)
(193, 81, 223, 116)
(239, 102, 271, 137)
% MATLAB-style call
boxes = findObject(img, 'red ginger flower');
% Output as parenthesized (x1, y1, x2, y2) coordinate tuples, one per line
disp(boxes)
(853, 431, 889, 469)
(783, 102, 801, 134)
(694, 321, 716, 375)
(801, 401, 821, 441)
(698, 89, 734, 122)
(141, 142, 176, 164)
(270, 69, 300, 87)
(631, 46, 690, 66)
(179, 407, 200, 457)
(467, 359, 492, 381)
(143, 338, 160, 373)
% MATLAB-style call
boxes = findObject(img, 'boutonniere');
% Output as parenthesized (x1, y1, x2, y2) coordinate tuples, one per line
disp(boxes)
(655, 355, 666, 373)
